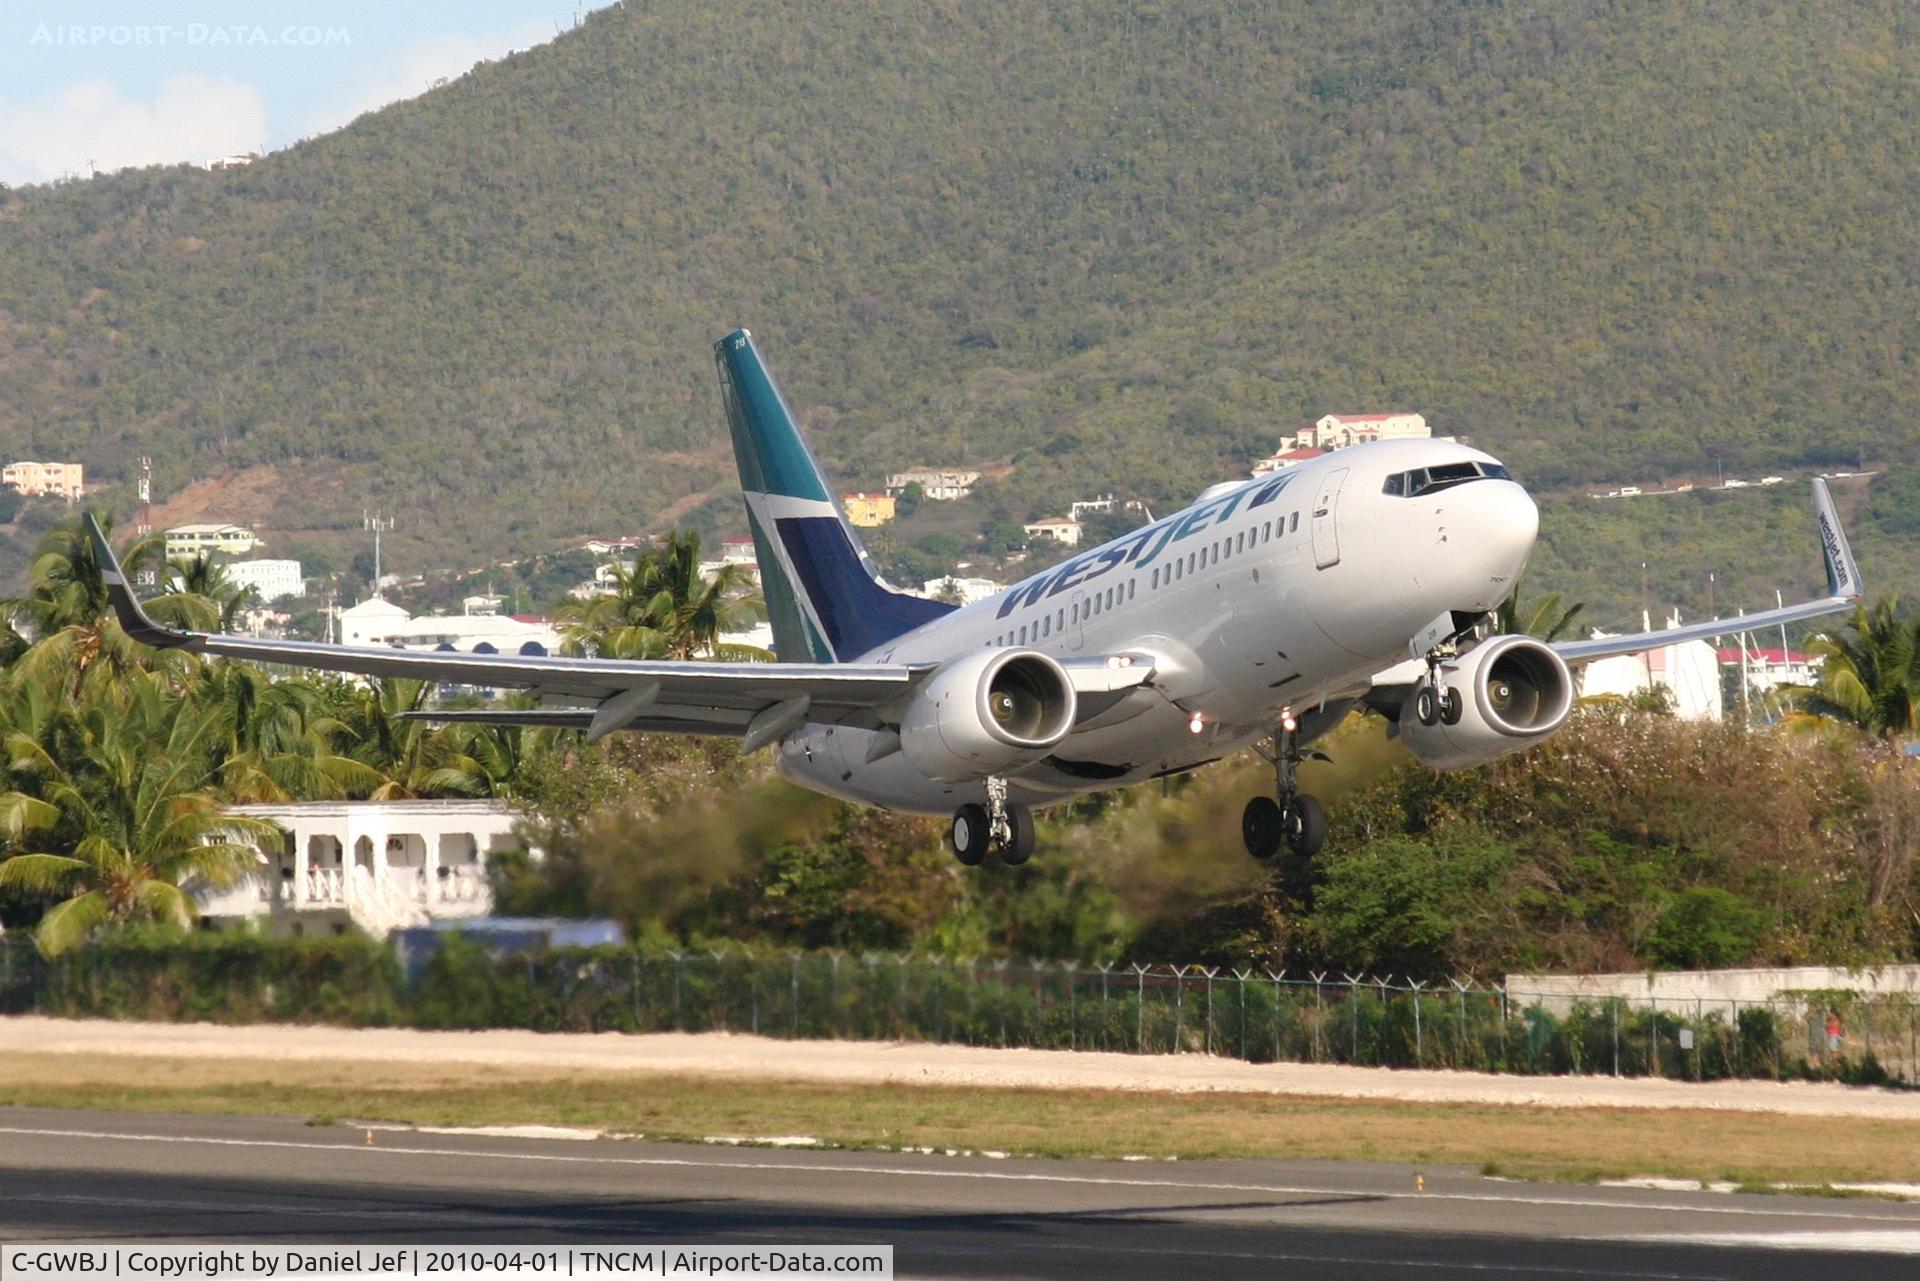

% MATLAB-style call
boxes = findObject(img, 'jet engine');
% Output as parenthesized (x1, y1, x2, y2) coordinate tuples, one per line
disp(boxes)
(1400, 635, 1574, 771)
(900, 649, 1078, 782)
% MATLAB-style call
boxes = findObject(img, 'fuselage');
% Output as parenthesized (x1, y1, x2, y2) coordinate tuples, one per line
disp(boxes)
(777, 439, 1537, 814)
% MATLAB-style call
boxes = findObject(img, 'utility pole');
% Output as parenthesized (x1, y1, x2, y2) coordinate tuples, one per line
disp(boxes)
(363, 510, 396, 595)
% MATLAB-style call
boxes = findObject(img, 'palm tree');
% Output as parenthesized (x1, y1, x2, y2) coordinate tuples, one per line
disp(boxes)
(190, 660, 379, 802)
(335, 677, 516, 799)
(556, 531, 766, 660)
(1494, 583, 1585, 642)
(2, 515, 223, 694)
(168, 551, 255, 632)
(1791, 599, 1920, 740)
(0, 672, 282, 955)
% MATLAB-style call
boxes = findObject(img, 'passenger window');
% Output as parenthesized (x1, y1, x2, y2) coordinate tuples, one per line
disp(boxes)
(1290, 512, 1299, 533)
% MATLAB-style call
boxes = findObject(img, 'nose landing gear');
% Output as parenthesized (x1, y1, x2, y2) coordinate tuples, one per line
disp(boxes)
(950, 776, 1036, 867)
(1244, 718, 1328, 861)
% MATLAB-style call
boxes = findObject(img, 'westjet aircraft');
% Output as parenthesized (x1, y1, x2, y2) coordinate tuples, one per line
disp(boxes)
(89, 329, 1866, 868)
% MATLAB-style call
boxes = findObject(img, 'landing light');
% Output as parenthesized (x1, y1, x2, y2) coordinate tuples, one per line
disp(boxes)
(1281, 710, 1297, 733)
(1188, 712, 1205, 734)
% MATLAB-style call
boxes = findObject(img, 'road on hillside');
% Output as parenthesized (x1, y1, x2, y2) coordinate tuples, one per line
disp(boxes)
(2, 1108, 1917, 1279)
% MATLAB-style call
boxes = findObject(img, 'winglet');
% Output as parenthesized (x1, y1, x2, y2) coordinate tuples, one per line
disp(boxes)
(82, 512, 195, 649)
(1811, 478, 1864, 600)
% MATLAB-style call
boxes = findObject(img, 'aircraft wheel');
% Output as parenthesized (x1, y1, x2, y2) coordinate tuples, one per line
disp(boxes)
(1000, 804, 1036, 866)
(1242, 795, 1286, 860)
(951, 803, 991, 867)
(1414, 686, 1440, 727)
(1440, 686, 1464, 726)
(1285, 794, 1328, 859)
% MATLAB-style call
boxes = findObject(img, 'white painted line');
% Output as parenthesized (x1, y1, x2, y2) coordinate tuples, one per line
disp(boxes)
(7, 1121, 1920, 1229)
(1622, 1231, 1920, 1254)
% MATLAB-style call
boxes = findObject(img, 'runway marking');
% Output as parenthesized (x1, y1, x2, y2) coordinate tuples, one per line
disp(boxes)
(8, 1192, 549, 1230)
(1618, 1231, 1920, 1255)
(6, 1121, 1920, 1232)
(5, 1191, 1727, 1278)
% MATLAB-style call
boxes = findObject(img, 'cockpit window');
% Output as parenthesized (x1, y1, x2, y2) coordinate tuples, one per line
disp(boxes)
(1382, 460, 1513, 497)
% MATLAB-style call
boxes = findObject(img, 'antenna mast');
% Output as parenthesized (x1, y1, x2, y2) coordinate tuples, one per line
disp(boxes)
(363, 510, 396, 595)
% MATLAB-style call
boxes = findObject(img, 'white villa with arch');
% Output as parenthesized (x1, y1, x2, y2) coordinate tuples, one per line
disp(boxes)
(196, 800, 529, 938)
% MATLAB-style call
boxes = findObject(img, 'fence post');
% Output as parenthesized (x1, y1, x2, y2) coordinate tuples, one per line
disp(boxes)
(1097, 963, 1113, 1050)
(1649, 996, 1659, 1078)
(1172, 965, 1189, 1053)
(1311, 971, 1327, 1063)
(994, 958, 1010, 1047)
(1269, 968, 1286, 1062)
(1198, 967, 1213, 1060)
(829, 953, 842, 1038)
(1449, 979, 1470, 1069)
(1611, 998, 1620, 1077)
(1344, 973, 1365, 1064)
(1233, 969, 1252, 1061)
(1064, 961, 1079, 1050)
(670, 952, 684, 1030)
(1410, 979, 1427, 1066)
(932, 957, 944, 1042)
(1133, 964, 1148, 1053)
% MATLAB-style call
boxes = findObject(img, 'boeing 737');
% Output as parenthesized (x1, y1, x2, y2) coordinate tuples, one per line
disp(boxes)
(88, 329, 1866, 868)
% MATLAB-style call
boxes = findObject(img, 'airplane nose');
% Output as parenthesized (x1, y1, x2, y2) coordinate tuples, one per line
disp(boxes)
(1458, 480, 1538, 607)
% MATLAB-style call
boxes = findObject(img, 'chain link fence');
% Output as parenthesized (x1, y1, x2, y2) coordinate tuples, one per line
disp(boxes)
(2, 935, 1913, 1085)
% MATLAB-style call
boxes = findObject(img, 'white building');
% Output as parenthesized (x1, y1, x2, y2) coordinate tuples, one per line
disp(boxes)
(1578, 615, 1725, 721)
(195, 800, 525, 938)
(1272, 413, 1434, 455)
(335, 597, 558, 655)
(337, 596, 411, 647)
(886, 469, 981, 502)
(225, 559, 304, 603)
(921, 576, 1003, 606)
(1717, 645, 1820, 696)
(1023, 517, 1083, 547)
(165, 523, 258, 559)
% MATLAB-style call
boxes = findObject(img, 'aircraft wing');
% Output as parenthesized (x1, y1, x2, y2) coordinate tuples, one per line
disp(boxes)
(86, 514, 918, 749)
(1366, 477, 1863, 699)
(1548, 477, 1862, 664)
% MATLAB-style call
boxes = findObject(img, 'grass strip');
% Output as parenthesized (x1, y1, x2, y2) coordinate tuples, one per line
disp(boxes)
(3, 1050, 1918, 1190)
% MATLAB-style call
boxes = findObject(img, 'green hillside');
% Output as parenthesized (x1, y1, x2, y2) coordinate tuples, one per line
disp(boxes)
(0, 0, 1915, 619)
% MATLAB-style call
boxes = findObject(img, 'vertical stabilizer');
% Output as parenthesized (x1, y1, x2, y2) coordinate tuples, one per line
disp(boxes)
(714, 329, 954, 662)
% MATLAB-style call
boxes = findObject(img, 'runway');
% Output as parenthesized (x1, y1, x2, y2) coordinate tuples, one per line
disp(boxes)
(3, 1108, 1919, 1279)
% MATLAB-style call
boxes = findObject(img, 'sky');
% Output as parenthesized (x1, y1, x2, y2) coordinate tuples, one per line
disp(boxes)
(0, 2, 608, 185)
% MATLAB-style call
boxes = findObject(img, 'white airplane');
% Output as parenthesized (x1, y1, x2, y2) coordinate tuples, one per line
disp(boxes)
(89, 329, 1865, 868)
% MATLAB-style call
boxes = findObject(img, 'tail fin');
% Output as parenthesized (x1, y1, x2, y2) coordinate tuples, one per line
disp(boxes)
(714, 329, 954, 662)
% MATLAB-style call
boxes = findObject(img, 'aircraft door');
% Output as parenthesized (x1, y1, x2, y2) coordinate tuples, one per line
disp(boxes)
(1068, 589, 1087, 651)
(1312, 467, 1348, 569)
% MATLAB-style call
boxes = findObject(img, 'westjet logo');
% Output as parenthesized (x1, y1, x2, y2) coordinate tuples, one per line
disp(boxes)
(1819, 510, 1851, 593)
(995, 472, 1297, 619)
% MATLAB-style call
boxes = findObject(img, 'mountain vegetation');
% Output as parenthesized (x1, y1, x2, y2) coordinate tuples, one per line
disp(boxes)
(1, 0, 1916, 624)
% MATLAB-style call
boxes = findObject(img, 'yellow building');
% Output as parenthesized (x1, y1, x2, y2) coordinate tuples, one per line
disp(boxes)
(841, 491, 897, 527)
(2, 461, 84, 500)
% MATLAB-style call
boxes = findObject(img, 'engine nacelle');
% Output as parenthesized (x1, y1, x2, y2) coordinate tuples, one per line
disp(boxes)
(1400, 635, 1574, 771)
(900, 648, 1077, 782)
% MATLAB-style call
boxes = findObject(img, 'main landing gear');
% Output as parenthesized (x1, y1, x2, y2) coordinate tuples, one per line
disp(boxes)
(950, 776, 1036, 868)
(1243, 716, 1328, 862)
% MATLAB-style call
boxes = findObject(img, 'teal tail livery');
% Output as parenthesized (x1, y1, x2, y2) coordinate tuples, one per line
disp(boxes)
(713, 328, 953, 662)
